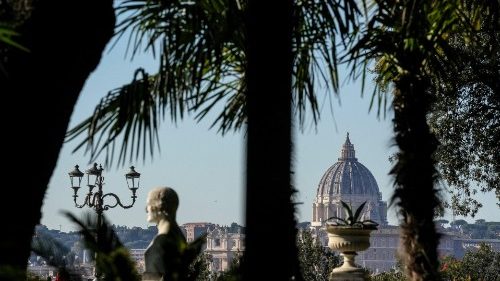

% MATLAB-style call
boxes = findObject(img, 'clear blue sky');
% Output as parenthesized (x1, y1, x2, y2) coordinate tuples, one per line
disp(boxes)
(41, 32, 498, 232)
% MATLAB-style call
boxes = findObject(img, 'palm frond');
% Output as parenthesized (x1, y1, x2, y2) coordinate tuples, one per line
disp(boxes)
(62, 211, 123, 254)
(62, 211, 140, 281)
(67, 0, 363, 166)
(0, 26, 29, 52)
(31, 233, 80, 281)
(343, 0, 492, 118)
(182, 234, 208, 281)
(66, 68, 159, 167)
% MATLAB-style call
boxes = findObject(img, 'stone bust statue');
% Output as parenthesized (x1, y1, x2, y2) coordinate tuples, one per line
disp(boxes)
(142, 187, 187, 281)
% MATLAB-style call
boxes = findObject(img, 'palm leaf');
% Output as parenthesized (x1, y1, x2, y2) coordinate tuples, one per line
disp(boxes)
(66, 69, 160, 167)
(31, 233, 79, 281)
(66, 0, 363, 167)
(353, 201, 367, 222)
(62, 211, 140, 281)
(0, 26, 29, 52)
(340, 200, 353, 222)
(360, 219, 378, 226)
(183, 234, 208, 281)
(62, 211, 123, 255)
(325, 216, 348, 226)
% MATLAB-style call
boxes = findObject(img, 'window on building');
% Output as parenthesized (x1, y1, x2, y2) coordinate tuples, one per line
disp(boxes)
(215, 239, 221, 247)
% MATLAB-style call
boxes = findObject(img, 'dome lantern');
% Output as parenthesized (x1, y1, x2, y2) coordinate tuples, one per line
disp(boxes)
(339, 132, 357, 160)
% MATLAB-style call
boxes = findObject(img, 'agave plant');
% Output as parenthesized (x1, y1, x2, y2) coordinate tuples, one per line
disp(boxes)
(326, 201, 378, 229)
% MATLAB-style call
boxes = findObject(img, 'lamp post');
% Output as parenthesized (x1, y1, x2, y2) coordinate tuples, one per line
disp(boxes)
(68, 163, 140, 279)
(68, 163, 141, 227)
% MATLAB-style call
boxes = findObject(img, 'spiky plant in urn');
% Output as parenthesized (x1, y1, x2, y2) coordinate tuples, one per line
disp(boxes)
(326, 201, 378, 281)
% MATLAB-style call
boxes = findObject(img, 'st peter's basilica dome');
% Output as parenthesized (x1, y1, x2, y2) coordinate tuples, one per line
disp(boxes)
(311, 133, 388, 226)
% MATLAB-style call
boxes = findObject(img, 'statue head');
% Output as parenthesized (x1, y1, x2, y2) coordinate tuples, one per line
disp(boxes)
(146, 186, 179, 223)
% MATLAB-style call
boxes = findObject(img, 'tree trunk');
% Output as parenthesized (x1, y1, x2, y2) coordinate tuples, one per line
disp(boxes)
(243, 0, 303, 280)
(391, 76, 441, 281)
(0, 1, 115, 279)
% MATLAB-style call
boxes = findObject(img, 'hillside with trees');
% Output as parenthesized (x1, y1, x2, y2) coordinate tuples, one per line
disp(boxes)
(436, 219, 500, 239)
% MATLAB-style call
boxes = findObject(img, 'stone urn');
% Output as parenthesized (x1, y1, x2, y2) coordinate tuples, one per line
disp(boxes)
(326, 225, 375, 281)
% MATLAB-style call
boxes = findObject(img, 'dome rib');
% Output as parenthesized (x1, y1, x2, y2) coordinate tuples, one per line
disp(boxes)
(316, 134, 381, 197)
(313, 133, 388, 226)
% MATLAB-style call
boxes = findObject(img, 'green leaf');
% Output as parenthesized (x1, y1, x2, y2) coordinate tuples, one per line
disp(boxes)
(326, 216, 348, 226)
(0, 27, 29, 52)
(353, 201, 367, 222)
(340, 200, 354, 223)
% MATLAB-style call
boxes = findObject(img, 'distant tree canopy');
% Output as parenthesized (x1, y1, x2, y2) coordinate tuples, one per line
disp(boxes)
(446, 220, 500, 239)
(440, 243, 500, 281)
(297, 230, 340, 281)
(370, 262, 405, 281)
(371, 244, 500, 281)
(450, 219, 468, 228)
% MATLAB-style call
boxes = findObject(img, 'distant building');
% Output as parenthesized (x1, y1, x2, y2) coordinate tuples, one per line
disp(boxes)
(27, 265, 56, 279)
(311, 133, 400, 272)
(308, 133, 490, 273)
(129, 249, 146, 273)
(181, 222, 215, 242)
(105, 223, 245, 274)
(179, 222, 245, 272)
(205, 225, 244, 272)
(311, 133, 388, 228)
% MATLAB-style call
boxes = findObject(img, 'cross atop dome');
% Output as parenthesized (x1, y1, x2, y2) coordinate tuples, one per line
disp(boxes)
(339, 132, 357, 160)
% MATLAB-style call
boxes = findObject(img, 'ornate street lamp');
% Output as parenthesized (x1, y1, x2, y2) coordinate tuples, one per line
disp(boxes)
(68, 163, 140, 279)
(68, 163, 141, 227)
